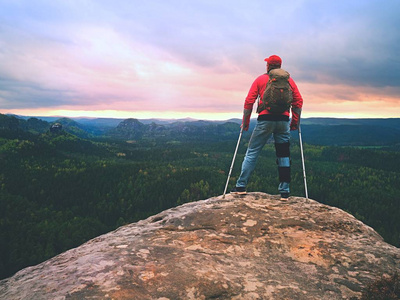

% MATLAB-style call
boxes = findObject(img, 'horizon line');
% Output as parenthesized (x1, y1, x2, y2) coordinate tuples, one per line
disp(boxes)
(3, 112, 400, 121)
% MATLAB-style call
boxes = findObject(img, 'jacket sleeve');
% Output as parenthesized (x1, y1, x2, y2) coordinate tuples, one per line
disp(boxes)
(241, 75, 265, 129)
(289, 78, 303, 128)
(244, 75, 265, 111)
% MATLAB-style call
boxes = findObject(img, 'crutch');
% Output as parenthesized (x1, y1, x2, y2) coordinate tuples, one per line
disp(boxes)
(222, 127, 244, 199)
(298, 124, 309, 199)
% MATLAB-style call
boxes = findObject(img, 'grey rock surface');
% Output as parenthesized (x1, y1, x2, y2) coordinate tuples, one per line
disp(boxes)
(1, 193, 399, 299)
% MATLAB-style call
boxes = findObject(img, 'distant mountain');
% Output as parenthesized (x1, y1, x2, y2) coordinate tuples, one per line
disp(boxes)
(0, 114, 49, 133)
(74, 118, 124, 127)
(108, 118, 146, 140)
(139, 117, 198, 125)
(9, 114, 400, 128)
(0, 114, 92, 139)
(10, 115, 61, 123)
(0, 114, 49, 140)
(54, 118, 93, 139)
(2, 114, 399, 147)
(0, 114, 22, 131)
(301, 117, 400, 129)
(107, 118, 242, 141)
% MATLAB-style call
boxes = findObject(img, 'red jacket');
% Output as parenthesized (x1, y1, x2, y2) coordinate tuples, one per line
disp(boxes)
(244, 73, 303, 126)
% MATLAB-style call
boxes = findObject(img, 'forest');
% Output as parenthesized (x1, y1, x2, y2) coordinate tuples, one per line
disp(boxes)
(0, 113, 399, 280)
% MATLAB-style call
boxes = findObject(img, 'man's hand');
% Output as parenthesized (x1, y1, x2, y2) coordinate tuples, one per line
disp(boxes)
(291, 107, 302, 131)
(242, 109, 252, 131)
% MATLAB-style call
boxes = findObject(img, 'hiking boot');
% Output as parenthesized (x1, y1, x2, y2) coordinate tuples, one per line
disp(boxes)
(280, 193, 290, 201)
(230, 186, 247, 195)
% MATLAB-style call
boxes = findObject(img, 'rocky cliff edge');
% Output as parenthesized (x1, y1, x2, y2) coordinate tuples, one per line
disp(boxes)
(1, 193, 399, 300)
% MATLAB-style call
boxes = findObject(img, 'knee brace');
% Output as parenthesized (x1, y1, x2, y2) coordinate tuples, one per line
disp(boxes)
(276, 159, 291, 183)
(275, 142, 290, 157)
(276, 157, 290, 167)
(275, 142, 291, 183)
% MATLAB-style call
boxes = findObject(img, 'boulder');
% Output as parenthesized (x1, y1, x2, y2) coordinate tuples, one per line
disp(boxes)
(1, 193, 399, 299)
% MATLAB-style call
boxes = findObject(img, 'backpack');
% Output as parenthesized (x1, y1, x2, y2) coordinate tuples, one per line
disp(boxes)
(257, 68, 293, 114)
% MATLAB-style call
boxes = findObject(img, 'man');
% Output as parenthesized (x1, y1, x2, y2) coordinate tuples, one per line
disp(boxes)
(231, 55, 303, 200)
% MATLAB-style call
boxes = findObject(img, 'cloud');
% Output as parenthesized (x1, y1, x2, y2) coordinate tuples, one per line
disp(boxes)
(0, 0, 399, 117)
(282, 1, 400, 88)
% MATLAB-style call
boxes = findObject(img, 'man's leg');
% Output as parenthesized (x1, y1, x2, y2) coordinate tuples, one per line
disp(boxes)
(274, 121, 291, 198)
(235, 121, 273, 189)
(275, 142, 290, 196)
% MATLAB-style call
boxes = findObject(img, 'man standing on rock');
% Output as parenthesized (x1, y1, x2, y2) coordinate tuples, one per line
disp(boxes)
(231, 55, 303, 200)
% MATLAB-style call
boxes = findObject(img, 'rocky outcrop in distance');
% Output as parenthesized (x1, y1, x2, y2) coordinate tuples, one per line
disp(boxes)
(1, 193, 399, 299)
(107, 118, 242, 141)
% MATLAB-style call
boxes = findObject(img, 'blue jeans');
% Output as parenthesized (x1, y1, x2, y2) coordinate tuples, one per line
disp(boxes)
(236, 120, 291, 194)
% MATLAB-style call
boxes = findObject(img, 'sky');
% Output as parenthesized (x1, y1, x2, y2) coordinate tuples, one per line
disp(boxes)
(0, 0, 399, 120)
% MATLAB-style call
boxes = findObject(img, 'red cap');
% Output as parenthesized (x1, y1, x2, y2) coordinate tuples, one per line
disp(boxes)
(264, 55, 282, 65)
